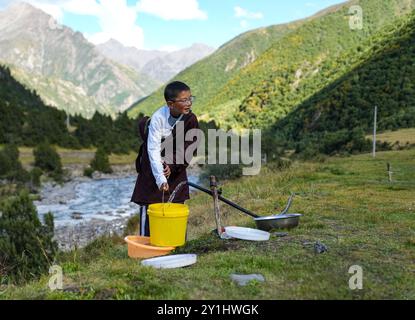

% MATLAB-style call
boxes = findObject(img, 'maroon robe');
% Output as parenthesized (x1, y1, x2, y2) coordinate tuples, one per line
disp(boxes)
(131, 112, 199, 205)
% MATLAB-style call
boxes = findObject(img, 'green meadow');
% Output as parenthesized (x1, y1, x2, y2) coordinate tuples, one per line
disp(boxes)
(2, 147, 414, 300)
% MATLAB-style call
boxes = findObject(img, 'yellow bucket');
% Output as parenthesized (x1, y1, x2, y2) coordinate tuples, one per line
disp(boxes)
(148, 203, 189, 247)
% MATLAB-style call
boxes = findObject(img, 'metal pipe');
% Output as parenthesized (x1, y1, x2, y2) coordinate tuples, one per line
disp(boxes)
(188, 181, 259, 218)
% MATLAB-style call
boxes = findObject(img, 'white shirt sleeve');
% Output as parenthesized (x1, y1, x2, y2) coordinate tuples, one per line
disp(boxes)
(147, 115, 167, 189)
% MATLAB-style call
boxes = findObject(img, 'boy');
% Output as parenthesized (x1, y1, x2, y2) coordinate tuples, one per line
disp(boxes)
(131, 81, 199, 237)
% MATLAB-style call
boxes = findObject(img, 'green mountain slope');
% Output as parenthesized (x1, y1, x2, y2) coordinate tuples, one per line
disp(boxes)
(0, 65, 143, 153)
(264, 11, 415, 156)
(210, 0, 415, 128)
(127, 15, 311, 119)
(0, 65, 71, 146)
(129, 0, 415, 125)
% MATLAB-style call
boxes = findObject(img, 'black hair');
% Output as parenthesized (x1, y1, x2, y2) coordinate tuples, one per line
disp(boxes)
(164, 81, 191, 102)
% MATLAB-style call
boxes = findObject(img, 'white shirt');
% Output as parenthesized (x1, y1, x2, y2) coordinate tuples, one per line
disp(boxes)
(147, 106, 183, 189)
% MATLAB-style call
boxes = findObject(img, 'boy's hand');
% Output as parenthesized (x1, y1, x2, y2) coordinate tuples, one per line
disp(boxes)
(163, 164, 171, 179)
(160, 183, 169, 192)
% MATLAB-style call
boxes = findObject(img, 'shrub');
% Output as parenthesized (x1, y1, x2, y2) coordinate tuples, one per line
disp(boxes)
(29, 167, 43, 189)
(266, 157, 292, 172)
(0, 144, 30, 183)
(90, 148, 113, 174)
(111, 142, 130, 155)
(0, 191, 57, 283)
(201, 163, 243, 181)
(124, 214, 139, 236)
(60, 135, 82, 150)
(33, 143, 63, 182)
(83, 167, 94, 178)
(0, 151, 12, 176)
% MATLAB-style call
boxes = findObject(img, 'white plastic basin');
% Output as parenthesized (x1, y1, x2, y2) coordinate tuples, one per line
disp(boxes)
(141, 254, 197, 269)
(224, 226, 270, 242)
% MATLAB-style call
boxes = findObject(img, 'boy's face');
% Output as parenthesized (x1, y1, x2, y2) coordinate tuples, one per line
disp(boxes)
(167, 90, 193, 117)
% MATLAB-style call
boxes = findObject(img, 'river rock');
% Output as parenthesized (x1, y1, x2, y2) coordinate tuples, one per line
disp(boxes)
(314, 241, 328, 254)
(92, 172, 102, 179)
(230, 274, 265, 286)
(71, 212, 83, 220)
(273, 232, 289, 237)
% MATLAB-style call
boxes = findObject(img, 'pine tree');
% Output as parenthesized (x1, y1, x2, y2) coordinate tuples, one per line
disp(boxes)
(33, 143, 63, 182)
(0, 191, 57, 283)
(0, 144, 29, 183)
(90, 148, 113, 174)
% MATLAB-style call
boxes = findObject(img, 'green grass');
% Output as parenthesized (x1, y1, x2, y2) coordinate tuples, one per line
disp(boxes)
(367, 128, 415, 146)
(1, 148, 415, 300)
(9, 146, 137, 166)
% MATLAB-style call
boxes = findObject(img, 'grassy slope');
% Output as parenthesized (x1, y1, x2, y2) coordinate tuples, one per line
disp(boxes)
(127, 19, 306, 119)
(367, 128, 415, 146)
(18, 147, 136, 166)
(211, 0, 415, 128)
(269, 10, 415, 146)
(2, 147, 414, 300)
(0, 145, 136, 166)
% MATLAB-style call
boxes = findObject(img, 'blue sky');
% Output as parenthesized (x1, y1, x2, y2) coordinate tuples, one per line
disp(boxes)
(2, 0, 347, 51)
(134, 0, 346, 50)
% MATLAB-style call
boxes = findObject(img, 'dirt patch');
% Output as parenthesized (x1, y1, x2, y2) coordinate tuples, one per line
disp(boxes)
(175, 234, 231, 255)
(63, 285, 82, 294)
(94, 288, 118, 300)
(175, 233, 299, 255)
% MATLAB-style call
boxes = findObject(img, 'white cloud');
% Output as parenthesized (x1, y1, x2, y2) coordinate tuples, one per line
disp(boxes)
(136, 0, 207, 21)
(77, 0, 144, 49)
(30, 1, 64, 21)
(234, 6, 263, 20)
(1, 0, 208, 48)
(2, 0, 144, 49)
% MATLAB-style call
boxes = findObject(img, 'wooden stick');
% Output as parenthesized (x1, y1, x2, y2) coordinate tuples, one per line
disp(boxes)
(387, 163, 393, 183)
(210, 176, 223, 237)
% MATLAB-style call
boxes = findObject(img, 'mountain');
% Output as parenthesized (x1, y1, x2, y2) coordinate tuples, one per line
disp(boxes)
(96, 39, 167, 75)
(0, 64, 73, 146)
(128, 0, 415, 128)
(220, 0, 415, 129)
(0, 2, 160, 118)
(140, 43, 216, 83)
(97, 40, 215, 83)
(265, 11, 415, 156)
(0, 64, 144, 153)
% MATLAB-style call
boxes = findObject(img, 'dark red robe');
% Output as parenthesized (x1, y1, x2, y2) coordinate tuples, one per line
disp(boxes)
(130, 112, 199, 205)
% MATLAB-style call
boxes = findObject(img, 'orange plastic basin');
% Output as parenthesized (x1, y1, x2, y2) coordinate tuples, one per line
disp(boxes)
(124, 236, 175, 259)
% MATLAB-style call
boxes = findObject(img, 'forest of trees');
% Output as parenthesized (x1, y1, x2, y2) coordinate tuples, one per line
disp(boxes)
(0, 65, 145, 153)
(214, 0, 415, 129)
(263, 11, 415, 158)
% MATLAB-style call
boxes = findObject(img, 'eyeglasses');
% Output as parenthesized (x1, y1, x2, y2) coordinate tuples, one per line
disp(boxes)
(170, 96, 196, 105)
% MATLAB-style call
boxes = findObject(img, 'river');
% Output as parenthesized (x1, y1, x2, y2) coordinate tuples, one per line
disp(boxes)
(34, 172, 200, 250)
(35, 175, 199, 226)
